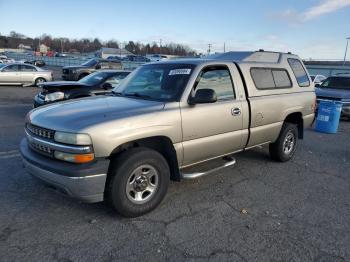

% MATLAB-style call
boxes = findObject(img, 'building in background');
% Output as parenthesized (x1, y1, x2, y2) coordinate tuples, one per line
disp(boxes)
(96, 47, 134, 59)
(18, 43, 31, 50)
(39, 44, 49, 54)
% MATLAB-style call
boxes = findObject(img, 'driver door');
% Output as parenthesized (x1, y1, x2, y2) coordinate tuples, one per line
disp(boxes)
(181, 65, 244, 166)
(0, 64, 21, 84)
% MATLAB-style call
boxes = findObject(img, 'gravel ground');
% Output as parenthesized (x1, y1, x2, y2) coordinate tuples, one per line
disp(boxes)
(0, 86, 349, 262)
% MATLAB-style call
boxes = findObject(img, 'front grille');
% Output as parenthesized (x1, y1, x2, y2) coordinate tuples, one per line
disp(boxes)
(29, 141, 53, 157)
(26, 123, 54, 140)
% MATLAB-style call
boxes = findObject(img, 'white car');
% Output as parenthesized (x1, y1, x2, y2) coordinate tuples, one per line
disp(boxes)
(0, 63, 53, 86)
(0, 55, 15, 64)
(310, 74, 326, 85)
(146, 54, 169, 62)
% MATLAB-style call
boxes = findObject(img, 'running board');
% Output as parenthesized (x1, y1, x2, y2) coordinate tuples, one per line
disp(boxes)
(181, 156, 236, 179)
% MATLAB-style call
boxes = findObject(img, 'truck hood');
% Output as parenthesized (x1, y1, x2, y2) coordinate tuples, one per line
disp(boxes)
(28, 96, 165, 131)
(316, 87, 350, 100)
(41, 81, 90, 92)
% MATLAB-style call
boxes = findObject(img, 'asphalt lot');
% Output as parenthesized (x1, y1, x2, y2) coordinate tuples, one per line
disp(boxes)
(0, 82, 349, 261)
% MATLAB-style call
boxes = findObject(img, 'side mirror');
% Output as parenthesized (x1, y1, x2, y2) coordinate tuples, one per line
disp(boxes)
(315, 83, 320, 88)
(102, 82, 112, 89)
(189, 88, 217, 105)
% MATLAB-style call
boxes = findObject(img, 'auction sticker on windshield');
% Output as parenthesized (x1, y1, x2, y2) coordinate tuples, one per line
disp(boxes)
(169, 69, 192, 75)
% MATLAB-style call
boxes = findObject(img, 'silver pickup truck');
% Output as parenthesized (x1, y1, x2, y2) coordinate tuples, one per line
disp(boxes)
(20, 51, 315, 217)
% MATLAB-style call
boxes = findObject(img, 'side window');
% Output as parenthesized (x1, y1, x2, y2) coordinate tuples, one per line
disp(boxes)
(105, 74, 126, 88)
(288, 58, 310, 87)
(21, 65, 36, 72)
(195, 67, 235, 100)
(272, 70, 291, 88)
(251, 68, 292, 89)
(2, 65, 19, 72)
(251, 68, 275, 89)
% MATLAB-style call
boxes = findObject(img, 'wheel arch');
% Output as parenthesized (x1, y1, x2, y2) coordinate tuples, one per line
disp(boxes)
(78, 72, 90, 80)
(284, 112, 303, 139)
(108, 136, 181, 181)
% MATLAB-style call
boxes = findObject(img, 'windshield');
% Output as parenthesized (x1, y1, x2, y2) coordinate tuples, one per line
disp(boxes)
(78, 71, 110, 85)
(81, 59, 98, 67)
(320, 77, 350, 90)
(113, 64, 195, 101)
(0, 64, 6, 69)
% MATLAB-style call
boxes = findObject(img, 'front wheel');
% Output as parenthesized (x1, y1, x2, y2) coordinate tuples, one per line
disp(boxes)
(34, 77, 46, 86)
(269, 123, 298, 162)
(106, 147, 170, 217)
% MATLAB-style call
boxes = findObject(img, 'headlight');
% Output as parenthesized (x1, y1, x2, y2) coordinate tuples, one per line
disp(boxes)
(54, 151, 94, 163)
(54, 131, 92, 145)
(45, 92, 64, 102)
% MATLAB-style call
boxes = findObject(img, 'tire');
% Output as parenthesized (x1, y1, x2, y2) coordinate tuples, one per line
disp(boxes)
(34, 77, 46, 86)
(106, 147, 170, 217)
(78, 74, 89, 80)
(269, 122, 298, 162)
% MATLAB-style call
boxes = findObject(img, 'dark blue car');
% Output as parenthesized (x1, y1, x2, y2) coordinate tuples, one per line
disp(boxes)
(315, 75, 350, 118)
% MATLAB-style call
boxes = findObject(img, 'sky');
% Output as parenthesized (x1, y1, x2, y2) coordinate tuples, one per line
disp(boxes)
(0, 0, 350, 59)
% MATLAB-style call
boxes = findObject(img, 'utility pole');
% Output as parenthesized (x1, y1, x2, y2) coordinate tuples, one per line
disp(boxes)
(60, 38, 64, 53)
(224, 42, 226, 53)
(159, 39, 162, 55)
(343, 37, 350, 66)
(207, 44, 212, 54)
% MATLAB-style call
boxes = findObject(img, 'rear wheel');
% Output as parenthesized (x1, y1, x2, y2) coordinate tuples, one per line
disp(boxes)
(34, 77, 46, 86)
(106, 147, 170, 217)
(269, 123, 298, 162)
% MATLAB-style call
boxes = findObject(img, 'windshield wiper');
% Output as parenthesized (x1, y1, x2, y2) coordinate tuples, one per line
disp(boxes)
(124, 92, 152, 99)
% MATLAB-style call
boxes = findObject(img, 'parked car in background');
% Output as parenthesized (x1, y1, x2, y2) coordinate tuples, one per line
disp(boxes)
(315, 75, 350, 118)
(34, 70, 130, 107)
(147, 54, 169, 62)
(107, 56, 122, 61)
(0, 55, 15, 64)
(0, 63, 53, 86)
(24, 60, 46, 67)
(122, 55, 150, 62)
(310, 74, 326, 85)
(62, 58, 122, 81)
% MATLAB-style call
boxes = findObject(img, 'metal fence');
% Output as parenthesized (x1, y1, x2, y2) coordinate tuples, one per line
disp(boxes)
(5, 52, 145, 70)
(305, 65, 350, 77)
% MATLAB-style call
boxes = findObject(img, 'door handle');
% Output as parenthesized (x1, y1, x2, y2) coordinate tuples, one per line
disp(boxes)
(231, 108, 241, 116)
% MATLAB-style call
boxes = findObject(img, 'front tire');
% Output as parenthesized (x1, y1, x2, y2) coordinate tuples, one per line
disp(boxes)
(34, 77, 46, 86)
(106, 147, 170, 217)
(269, 123, 298, 162)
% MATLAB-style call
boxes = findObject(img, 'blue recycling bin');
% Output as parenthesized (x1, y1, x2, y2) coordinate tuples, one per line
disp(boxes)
(315, 100, 342, 134)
